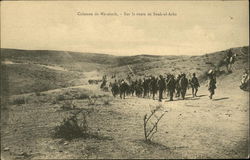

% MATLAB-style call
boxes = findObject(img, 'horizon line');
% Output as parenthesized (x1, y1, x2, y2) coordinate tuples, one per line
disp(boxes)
(0, 45, 248, 57)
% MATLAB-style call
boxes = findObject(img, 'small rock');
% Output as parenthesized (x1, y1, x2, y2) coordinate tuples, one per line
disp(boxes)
(64, 142, 68, 145)
(3, 147, 10, 151)
(59, 150, 63, 152)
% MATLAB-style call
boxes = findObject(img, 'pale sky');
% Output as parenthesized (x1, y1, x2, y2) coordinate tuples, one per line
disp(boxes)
(1, 1, 249, 56)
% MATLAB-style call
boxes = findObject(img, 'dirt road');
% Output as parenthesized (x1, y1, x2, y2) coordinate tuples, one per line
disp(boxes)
(1, 69, 249, 159)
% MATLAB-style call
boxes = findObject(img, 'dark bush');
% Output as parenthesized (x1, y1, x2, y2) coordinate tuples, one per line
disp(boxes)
(12, 97, 26, 105)
(53, 112, 89, 140)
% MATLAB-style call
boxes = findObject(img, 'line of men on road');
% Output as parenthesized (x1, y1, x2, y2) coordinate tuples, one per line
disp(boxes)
(101, 49, 246, 101)
(108, 72, 202, 102)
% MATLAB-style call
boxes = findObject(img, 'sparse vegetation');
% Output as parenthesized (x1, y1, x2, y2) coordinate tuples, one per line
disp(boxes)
(143, 104, 168, 141)
(1, 46, 249, 159)
(11, 96, 26, 105)
(53, 110, 89, 140)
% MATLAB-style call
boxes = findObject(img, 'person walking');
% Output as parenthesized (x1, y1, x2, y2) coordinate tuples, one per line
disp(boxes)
(190, 73, 200, 97)
(208, 70, 217, 99)
(158, 75, 166, 102)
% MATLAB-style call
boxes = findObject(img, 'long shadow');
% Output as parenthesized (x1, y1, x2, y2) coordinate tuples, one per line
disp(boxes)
(196, 94, 207, 97)
(213, 97, 230, 101)
(164, 99, 177, 102)
(166, 96, 200, 101)
(184, 97, 200, 101)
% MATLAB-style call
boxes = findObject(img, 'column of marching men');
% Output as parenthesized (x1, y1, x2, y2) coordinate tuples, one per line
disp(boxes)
(104, 72, 205, 101)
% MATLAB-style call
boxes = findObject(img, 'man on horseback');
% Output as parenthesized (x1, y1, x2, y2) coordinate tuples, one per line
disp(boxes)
(225, 49, 236, 73)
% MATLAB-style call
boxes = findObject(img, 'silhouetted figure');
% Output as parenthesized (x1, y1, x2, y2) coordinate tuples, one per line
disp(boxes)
(175, 74, 181, 98)
(158, 75, 166, 102)
(190, 73, 200, 97)
(166, 74, 176, 101)
(119, 80, 128, 99)
(150, 76, 158, 100)
(208, 70, 217, 99)
(179, 74, 189, 100)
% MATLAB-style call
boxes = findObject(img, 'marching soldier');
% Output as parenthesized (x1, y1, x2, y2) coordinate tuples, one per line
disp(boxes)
(207, 70, 217, 99)
(190, 73, 200, 97)
(166, 74, 176, 101)
(158, 75, 166, 102)
(150, 76, 158, 100)
(180, 73, 189, 100)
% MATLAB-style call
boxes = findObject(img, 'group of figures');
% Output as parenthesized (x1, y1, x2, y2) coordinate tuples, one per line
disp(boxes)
(107, 73, 202, 102)
(99, 49, 249, 101)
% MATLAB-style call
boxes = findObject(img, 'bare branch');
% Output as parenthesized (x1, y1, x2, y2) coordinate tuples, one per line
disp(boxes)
(146, 112, 166, 138)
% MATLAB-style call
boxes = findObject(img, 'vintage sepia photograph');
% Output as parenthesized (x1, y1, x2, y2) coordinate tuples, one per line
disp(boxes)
(0, 0, 249, 159)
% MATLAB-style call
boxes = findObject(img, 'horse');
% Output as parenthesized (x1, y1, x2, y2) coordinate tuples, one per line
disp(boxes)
(217, 54, 236, 73)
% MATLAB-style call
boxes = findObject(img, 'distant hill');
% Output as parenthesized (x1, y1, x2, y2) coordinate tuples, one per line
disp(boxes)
(1, 48, 117, 72)
(1, 46, 248, 95)
(106, 46, 249, 81)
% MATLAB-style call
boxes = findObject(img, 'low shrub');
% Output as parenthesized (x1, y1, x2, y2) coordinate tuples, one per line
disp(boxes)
(53, 111, 89, 140)
(12, 97, 26, 105)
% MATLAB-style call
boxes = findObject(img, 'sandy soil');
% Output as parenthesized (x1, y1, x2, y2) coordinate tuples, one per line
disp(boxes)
(1, 67, 249, 159)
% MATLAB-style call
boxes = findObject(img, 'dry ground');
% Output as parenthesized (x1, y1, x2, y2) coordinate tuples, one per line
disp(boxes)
(1, 46, 249, 159)
(1, 70, 249, 159)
